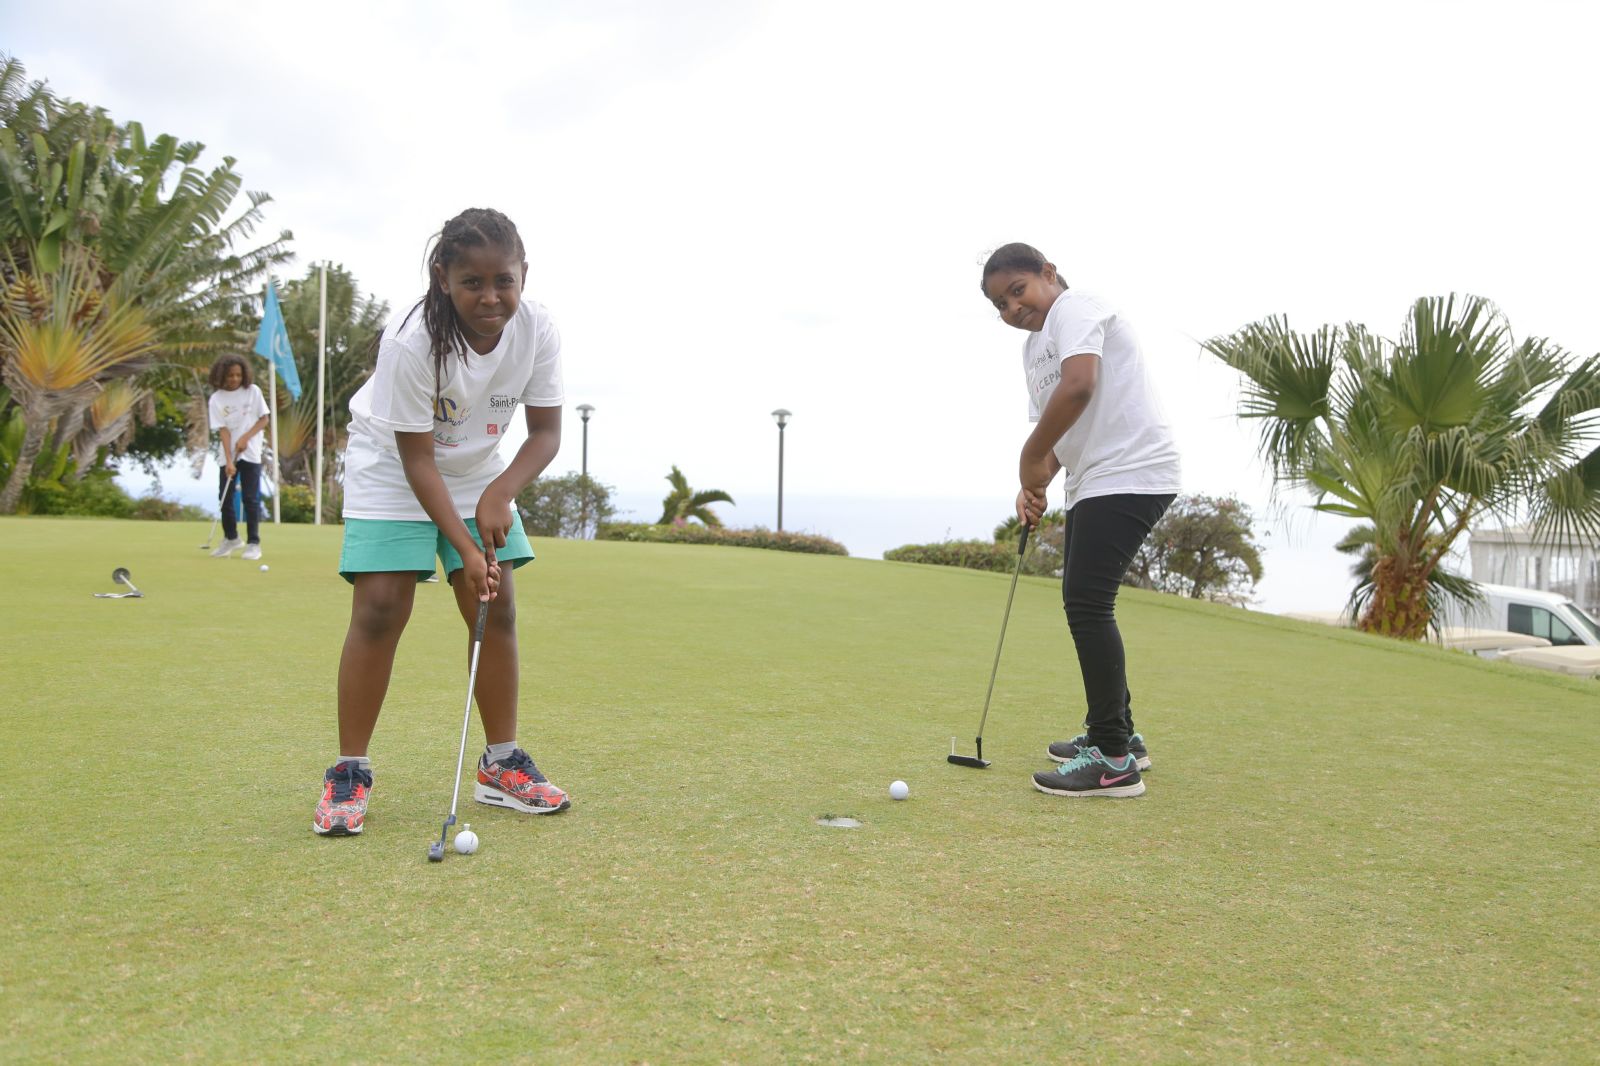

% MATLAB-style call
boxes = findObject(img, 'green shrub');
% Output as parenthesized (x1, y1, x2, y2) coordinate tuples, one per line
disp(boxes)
(27, 471, 135, 518)
(517, 473, 616, 538)
(130, 495, 208, 521)
(271, 483, 342, 524)
(278, 484, 316, 524)
(884, 535, 1061, 578)
(597, 521, 848, 556)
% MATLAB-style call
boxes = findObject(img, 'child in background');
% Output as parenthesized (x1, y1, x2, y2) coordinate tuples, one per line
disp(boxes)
(981, 243, 1180, 798)
(206, 354, 270, 560)
(315, 207, 571, 836)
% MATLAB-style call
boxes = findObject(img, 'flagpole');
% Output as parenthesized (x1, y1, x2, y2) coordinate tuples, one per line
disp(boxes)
(269, 356, 280, 524)
(315, 263, 327, 526)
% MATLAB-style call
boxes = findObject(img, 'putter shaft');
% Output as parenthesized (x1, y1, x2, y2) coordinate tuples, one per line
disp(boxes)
(950, 526, 1029, 768)
(431, 597, 490, 862)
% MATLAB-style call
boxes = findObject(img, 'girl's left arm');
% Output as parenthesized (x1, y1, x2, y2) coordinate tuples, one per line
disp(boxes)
(477, 404, 562, 549)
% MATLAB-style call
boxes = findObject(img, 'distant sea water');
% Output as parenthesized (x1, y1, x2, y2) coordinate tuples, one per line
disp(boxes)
(120, 460, 1372, 616)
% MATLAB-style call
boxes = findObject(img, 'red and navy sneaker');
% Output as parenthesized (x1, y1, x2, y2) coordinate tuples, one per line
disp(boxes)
(1047, 731, 1151, 771)
(1033, 746, 1145, 798)
(474, 748, 570, 814)
(313, 761, 373, 835)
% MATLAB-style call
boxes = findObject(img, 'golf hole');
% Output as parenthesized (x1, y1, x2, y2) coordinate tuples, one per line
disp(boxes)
(815, 816, 861, 829)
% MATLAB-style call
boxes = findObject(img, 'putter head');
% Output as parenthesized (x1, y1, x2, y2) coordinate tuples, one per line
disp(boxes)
(947, 736, 989, 768)
(427, 841, 445, 862)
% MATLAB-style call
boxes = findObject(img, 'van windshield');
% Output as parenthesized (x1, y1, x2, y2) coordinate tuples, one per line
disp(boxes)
(1568, 602, 1600, 643)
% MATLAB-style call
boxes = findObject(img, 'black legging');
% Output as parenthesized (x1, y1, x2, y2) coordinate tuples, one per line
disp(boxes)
(219, 460, 262, 545)
(1062, 492, 1174, 758)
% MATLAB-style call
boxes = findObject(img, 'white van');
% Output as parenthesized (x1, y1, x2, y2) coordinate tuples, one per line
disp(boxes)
(1439, 583, 1600, 648)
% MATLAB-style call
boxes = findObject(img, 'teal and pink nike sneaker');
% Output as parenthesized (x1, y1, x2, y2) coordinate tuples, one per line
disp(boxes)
(1047, 731, 1150, 771)
(1033, 746, 1145, 798)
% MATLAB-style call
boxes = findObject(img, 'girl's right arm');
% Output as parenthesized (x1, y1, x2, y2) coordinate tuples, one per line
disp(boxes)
(394, 431, 499, 603)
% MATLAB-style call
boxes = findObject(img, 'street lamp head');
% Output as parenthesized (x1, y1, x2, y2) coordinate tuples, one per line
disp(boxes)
(771, 408, 791, 428)
(576, 403, 595, 422)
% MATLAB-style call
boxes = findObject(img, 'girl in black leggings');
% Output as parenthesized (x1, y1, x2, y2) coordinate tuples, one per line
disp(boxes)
(981, 243, 1181, 798)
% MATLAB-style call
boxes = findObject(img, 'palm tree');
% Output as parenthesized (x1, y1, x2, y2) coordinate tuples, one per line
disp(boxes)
(0, 56, 292, 491)
(0, 251, 157, 511)
(658, 465, 734, 527)
(1206, 295, 1600, 639)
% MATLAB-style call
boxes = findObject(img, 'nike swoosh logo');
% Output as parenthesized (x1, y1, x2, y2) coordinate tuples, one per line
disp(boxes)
(1100, 772, 1135, 786)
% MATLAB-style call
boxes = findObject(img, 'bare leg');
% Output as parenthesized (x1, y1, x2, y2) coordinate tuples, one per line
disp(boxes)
(336, 572, 419, 756)
(450, 566, 519, 745)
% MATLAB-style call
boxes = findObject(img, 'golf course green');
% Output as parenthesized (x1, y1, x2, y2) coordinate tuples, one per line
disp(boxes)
(2, 517, 1594, 1061)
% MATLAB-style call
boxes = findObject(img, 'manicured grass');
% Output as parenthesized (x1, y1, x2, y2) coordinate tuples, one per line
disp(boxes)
(2, 516, 1595, 1062)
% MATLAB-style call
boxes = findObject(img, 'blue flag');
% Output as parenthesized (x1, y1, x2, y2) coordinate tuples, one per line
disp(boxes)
(253, 280, 302, 400)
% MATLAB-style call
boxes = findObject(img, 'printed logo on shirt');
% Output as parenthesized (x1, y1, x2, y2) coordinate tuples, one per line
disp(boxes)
(487, 424, 498, 435)
(488, 394, 518, 412)
(433, 396, 472, 449)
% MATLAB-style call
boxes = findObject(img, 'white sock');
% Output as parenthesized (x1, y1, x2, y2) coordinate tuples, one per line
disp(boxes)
(337, 754, 371, 771)
(484, 740, 517, 766)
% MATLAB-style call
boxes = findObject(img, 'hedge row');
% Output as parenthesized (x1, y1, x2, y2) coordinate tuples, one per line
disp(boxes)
(596, 522, 848, 555)
(883, 536, 1062, 578)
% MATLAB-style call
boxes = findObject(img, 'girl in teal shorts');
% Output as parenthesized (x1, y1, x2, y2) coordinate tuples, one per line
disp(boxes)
(314, 208, 573, 836)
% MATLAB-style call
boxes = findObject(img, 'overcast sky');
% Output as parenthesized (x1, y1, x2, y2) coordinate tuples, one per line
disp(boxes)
(7, 1, 1598, 609)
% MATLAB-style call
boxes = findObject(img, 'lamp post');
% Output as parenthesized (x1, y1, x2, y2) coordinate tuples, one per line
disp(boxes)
(576, 404, 595, 477)
(771, 408, 791, 531)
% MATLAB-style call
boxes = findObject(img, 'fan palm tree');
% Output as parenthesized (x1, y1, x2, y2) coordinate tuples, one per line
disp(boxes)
(658, 465, 734, 527)
(1206, 295, 1600, 639)
(61, 378, 143, 478)
(1, 57, 292, 486)
(0, 251, 157, 511)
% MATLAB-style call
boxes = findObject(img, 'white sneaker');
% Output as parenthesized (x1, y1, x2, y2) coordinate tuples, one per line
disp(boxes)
(241, 544, 262, 561)
(210, 538, 243, 558)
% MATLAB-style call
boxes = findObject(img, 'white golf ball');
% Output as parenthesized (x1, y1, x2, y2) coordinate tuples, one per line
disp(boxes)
(259, 564, 269, 572)
(454, 826, 479, 854)
(889, 780, 909, 801)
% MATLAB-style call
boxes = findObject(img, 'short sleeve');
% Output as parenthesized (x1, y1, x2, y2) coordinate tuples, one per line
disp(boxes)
(366, 333, 439, 432)
(1051, 297, 1110, 358)
(250, 385, 269, 420)
(207, 393, 223, 433)
(519, 311, 564, 407)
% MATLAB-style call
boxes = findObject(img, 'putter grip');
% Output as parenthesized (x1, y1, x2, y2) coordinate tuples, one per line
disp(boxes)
(1018, 525, 1030, 555)
(473, 599, 489, 643)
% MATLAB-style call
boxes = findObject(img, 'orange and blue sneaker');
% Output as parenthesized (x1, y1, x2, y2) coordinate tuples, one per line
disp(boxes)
(474, 748, 570, 814)
(313, 761, 373, 835)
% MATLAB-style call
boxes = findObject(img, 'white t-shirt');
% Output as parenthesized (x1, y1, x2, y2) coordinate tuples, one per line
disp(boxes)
(1023, 290, 1181, 509)
(343, 299, 564, 521)
(208, 385, 270, 464)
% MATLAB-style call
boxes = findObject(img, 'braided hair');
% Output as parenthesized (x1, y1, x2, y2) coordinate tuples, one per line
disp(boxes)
(399, 208, 527, 398)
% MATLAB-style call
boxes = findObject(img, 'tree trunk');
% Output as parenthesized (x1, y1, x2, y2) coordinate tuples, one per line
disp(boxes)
(1360, 553, 1433, 640)
(0, 412, 49, 514)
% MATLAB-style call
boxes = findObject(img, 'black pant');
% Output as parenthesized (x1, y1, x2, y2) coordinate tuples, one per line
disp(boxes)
(1062, 492, 1174, 758)
(220, 460, 262, 544)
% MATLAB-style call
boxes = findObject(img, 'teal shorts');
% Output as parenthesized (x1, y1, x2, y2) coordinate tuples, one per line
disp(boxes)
(339, 516, 535, 585)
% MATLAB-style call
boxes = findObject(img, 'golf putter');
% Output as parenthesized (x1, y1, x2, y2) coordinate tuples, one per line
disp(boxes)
(200, 471, 239, 549)
(430, 598, 490, 862)
(93, 567, 144, 599)
(949, 525, 1030, 769)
